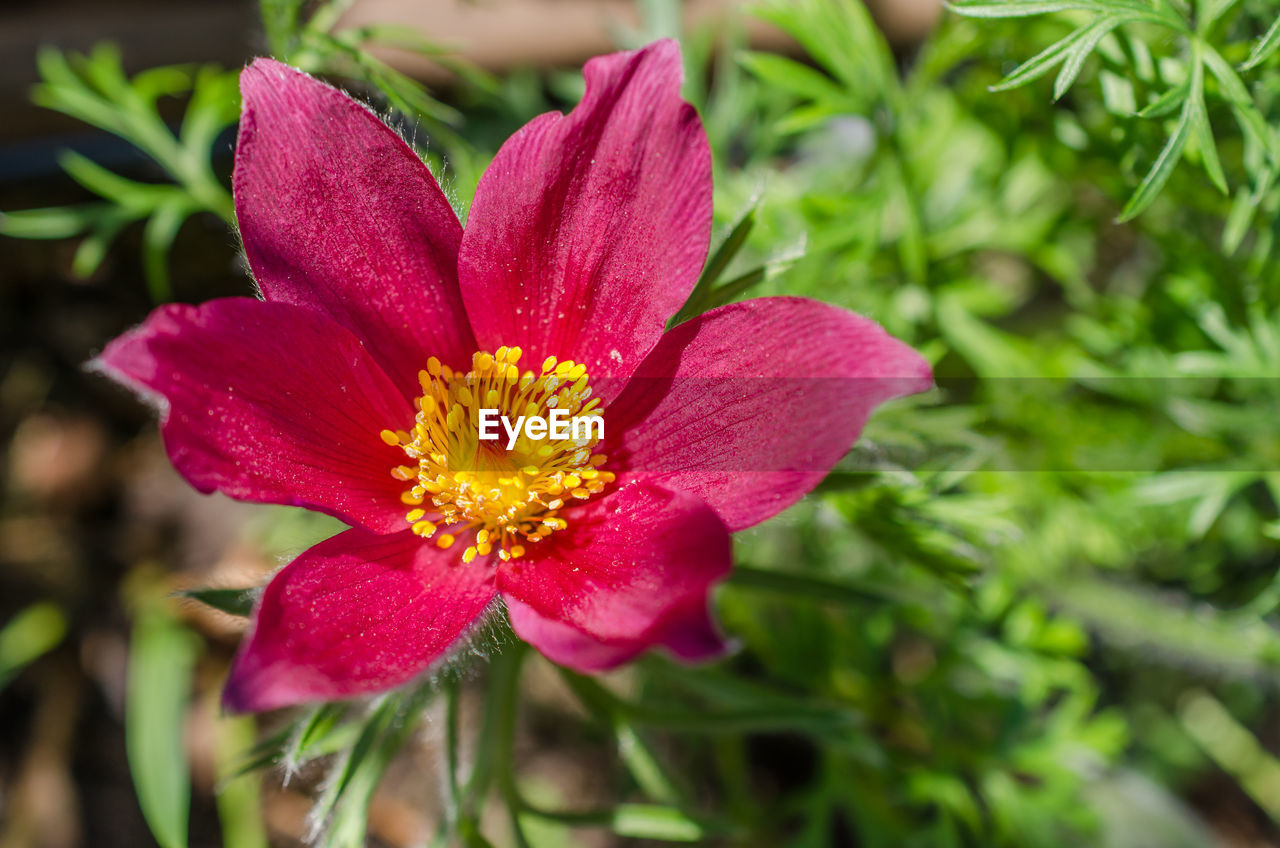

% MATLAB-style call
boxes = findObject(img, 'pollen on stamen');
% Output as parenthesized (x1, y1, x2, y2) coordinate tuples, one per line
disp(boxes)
(378, 348, 611, 561)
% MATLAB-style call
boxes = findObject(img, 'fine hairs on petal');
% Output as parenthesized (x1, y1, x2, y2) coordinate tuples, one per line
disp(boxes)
(85, 347, 172, 422)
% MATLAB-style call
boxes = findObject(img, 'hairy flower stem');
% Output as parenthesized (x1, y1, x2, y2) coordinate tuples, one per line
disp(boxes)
(457, 642, 528, 843)
(440, 678, 462, 832)
(493, 643, 532, 847)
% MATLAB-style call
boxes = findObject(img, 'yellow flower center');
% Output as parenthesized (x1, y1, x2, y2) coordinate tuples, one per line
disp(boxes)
(379, 346, 612, 563)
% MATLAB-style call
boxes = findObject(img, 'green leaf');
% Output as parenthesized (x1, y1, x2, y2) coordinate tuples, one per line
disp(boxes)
(990, 24, 1096, 92)
(1202, 46, 1279, 164)
(143, 200, 193, 303)
(34, 45, 84, 92)
(305, 0, 360, 37)
(1221, 166, 1269, 253)
(59, 150, 175, 210)
(1048, 574, 1280, 680)
(318, 684, 435, 848)
(737, 52, 845, 102)
(71, 214, 132, 278)
(260, 0, 305, 55)
(1186, 51, 1227, 195)
(215, 716, 269, 848)
(0, 204, 119, 240)
(1197, 0, 1242, 33)
(287, 703, 353, 769)
(614, 723, 684, 805)
(132, 66, 195, 105)
(1118, 81, 1195, 220)
(178, 587, 256, 617)
(1180, 691, 1280, 822)
(1241, 15, 1280, 71)
(1053, 17, 1124, 100)
(127, 605, 200, 848)
(1137, 81, 1189, 118)
(702, 267, 767, 309)
(949, 1, 1109, 18)
(672, 198, 758, 324)
(1188, 100, 1227, 195)
(1099, 69, 1137, 113)
(180, 66, 240, 154)
(703, 233, 806, 311)
(937, 291, 1040, 376)
(611, 805, 708, 841)
(0, 603, 68, 689)
(754, 0, 896, 102)
(309, 696, 400, 837)
(78, 43, 132, 102)
(309, 30, 464, 128)
(29, 47, 235, 237)
(949, 0, 1182, 27)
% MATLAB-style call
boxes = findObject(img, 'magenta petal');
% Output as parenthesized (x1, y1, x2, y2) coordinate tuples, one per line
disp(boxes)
(94, 298, 414, 533)
(459, 39, 712, 382)
(224, 528, 496, 712)
(505, 597, 642, 670)
(507, 594, 727, 672)
(235, 59, 474, 396)
(609, 297, 934, 531)
(496, 481, 730, 670)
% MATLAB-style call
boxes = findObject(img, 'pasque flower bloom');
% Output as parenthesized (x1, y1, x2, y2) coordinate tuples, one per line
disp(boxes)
(94, 40, 932, 712)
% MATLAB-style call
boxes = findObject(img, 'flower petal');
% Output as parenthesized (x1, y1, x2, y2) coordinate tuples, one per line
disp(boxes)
(506, 594, 727, 672)
(496, 481, 730, 670)
(223, 528, 496, 712)
(459, 39, 711, 382)
(94, 298, 414, 533)
(235, 58, 474, 397)
(608, 297, 934, 531)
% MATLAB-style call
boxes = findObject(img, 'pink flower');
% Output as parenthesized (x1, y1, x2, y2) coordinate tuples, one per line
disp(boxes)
(94, 41, 932, 712)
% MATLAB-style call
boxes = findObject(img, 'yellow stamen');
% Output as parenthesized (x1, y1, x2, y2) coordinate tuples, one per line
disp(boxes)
(378, 349, 611, 560)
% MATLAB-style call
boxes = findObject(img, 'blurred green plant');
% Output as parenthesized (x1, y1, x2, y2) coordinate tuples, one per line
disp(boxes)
(126, 590, 201, 848)
(0, 45, 237, 300)
(0, 0, 497, 303)
(950, 0, 1280, 240)
(4, 0, 1280, 845)
(260, 0, 499, 170)
(0, 602, 67, 691)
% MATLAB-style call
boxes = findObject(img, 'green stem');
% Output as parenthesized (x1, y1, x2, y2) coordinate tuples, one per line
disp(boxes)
(493, 643, 532, 848)
(459, 644, 529, 846)
(459, 664, 503, 822)
(442, 677, 462, 831)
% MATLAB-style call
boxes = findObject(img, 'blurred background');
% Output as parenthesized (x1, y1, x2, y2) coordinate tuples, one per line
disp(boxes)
(3, 0, 1280, 846)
